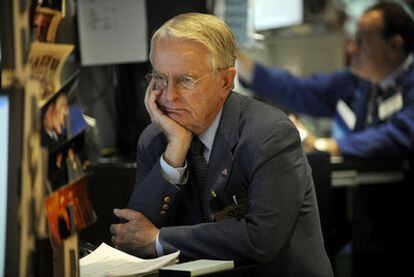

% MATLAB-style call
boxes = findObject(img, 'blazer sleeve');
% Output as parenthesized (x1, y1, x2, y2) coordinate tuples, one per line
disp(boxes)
(158, 120, 321, 264)
(248, 63, 351, 117)
(337, 99, 414, 158)
(128, 130, 184, 227)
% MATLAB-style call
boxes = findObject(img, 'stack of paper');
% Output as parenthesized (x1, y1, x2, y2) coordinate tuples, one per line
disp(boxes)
(80, 243, 179, 277)
(159, 259, 234, 276)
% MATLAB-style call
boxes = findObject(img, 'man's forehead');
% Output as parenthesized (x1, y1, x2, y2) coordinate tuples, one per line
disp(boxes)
(153, 36, 210, 53)
(357, 10, 384, 33)
(151, 38, 214, 73)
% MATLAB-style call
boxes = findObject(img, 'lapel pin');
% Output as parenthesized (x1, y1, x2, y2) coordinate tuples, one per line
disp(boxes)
(233, 195, 239, 207)
(222, 168, 228, 176)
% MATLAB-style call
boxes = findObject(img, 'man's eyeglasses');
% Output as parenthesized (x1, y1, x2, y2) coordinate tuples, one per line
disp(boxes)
(145, 70, 220, 92)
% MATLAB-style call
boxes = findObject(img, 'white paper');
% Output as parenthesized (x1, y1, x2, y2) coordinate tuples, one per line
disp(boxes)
(77, 0, 147, 65)
(80, 243, 179, 277)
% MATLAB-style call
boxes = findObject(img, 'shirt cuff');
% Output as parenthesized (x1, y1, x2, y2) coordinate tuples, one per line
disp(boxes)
(298, 128, 309, 142)
(159, 154, 187, 185)
(155, 232, 164, 257)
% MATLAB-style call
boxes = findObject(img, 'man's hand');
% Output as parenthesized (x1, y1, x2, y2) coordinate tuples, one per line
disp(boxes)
(144, 80, 192, 167)
(110, 208, 159, 258)
(313, 138, 341, 156)
(288, 114, 341, 155)
(288, 114, 316, 153)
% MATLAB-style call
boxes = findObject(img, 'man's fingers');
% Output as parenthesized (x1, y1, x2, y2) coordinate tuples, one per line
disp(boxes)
(111, 235, 119, 247)
(144, 80, 162, 118)
(110, 224, 129, 248)
(144, 80, 154, 114)
(109, 223, 121, 235)
(113, 208, 141, 221)
(147, 92, 163, 119)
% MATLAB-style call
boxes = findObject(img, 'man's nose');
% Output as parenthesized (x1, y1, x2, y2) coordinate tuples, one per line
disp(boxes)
(162, 78, 180, 102)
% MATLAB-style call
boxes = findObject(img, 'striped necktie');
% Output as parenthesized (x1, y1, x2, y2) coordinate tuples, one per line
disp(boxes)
(190, 136, 207, 188)
(190, 136, 208, 220)
(366, 84, 383, 126)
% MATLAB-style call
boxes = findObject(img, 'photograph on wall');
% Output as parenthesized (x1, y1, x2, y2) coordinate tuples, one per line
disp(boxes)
(40, 76, 88, 151)
(33, 7, 62, 43)
(45, 175, 96, 247)
(29, 42, 74, 101)
(48, 140, 88, 190)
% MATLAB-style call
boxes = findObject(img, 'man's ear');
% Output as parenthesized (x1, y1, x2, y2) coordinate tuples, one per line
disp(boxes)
(388, 34, 404, 52)
(222, 67, 237, 91)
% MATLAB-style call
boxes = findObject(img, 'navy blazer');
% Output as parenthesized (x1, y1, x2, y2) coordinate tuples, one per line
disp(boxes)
(128, 92, 333, 277)
(249, 62, 414, 158)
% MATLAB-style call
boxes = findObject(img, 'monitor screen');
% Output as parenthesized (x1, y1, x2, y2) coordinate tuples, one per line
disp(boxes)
(253, 0, 303, 31)
(0, 94, 10, 277)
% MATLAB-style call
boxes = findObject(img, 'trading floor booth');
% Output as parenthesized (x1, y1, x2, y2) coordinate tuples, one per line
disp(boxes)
(3, 0, 414, 276)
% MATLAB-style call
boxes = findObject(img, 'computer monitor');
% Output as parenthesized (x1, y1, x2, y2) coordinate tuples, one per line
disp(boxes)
(0, 90, 23, 276)
(253, 0, 303, 31)
(0, 94, 10, 277)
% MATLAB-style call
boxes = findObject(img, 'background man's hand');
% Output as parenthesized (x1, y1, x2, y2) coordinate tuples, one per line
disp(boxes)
(288, 114, 316, 153)
(110, 208, 159, 258)
(288, 114, 340, 155)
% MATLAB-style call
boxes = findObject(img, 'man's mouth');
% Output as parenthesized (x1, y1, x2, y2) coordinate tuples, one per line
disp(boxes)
(160, 105, 183, 114)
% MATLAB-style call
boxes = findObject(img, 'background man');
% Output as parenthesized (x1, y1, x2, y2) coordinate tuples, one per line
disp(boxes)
(238, 2, 414, 158)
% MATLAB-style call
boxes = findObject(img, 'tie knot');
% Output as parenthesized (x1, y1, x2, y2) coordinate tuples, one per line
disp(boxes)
(191, 136, 205, 157)
(372, 84, 384, 96)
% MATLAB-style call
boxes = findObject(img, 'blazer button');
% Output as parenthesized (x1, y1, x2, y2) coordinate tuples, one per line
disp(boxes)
(164, 196, 171, 203)
(160, 210, 166, 215)
(162, 203, 169, 210)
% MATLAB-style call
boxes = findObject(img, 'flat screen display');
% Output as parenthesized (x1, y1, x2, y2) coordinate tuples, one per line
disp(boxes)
(253, 0, 303, 31)
(0, 95, 10, 277)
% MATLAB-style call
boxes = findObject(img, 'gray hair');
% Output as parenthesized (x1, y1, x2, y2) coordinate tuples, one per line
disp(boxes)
(150, 13, 236, 69)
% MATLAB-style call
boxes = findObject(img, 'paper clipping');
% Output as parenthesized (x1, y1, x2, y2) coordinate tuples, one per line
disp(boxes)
(34, 7, 62, 43)
(29, 42, 74, 100)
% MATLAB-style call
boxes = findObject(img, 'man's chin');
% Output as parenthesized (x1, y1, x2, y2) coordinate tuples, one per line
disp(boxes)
(166, 113, 187, 127)
(167, 114, 199, 133)
(350, 66, 373, 81)
(167, 112, 182, 123)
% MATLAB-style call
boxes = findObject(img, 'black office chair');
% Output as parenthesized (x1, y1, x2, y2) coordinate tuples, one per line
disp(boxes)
(307, 151, 352, 269)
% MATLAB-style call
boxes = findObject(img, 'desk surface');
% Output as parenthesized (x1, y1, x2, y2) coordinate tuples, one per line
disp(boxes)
(330, 155, 407, 187)
(92, 154, 409, 189)
(145, 264, 256, 277)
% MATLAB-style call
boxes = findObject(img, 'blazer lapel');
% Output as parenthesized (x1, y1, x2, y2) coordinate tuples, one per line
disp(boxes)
(205, 92, 240, 202)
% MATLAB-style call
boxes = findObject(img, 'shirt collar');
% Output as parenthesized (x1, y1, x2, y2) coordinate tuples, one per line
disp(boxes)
(379, 54, 413, 90)
(198, 108, 223, 153)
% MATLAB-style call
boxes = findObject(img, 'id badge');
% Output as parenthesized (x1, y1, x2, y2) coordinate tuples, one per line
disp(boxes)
(213, 197, 248, 222)
(336, 100, 356, 130)
(378, 92, 403, 120)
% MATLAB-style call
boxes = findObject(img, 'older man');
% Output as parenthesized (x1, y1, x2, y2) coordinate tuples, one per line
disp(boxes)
(110, 13, 333, 277)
